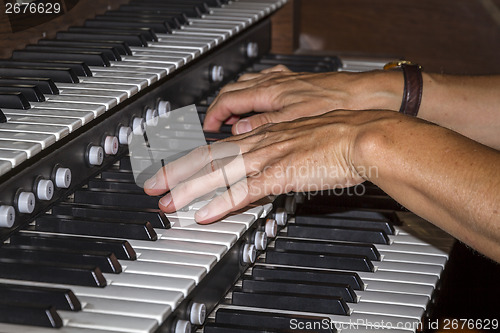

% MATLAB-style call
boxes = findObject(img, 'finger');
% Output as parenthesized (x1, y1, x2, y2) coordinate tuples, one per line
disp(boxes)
(260, 64, 291, 74)
(237, 72, 265, 82)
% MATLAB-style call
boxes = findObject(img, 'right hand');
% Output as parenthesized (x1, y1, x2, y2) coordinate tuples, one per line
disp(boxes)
(203, 65, 404, 134)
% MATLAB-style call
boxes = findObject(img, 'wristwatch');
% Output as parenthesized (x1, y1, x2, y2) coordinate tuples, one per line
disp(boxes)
(384, 60, 423, 117)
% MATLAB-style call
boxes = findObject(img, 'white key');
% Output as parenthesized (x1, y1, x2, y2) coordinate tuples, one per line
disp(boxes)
(111, 61, 174, 73)
(0, 140, 41, 158)
(120, 55, 184, 68)
(0, 132, 56, 149)
(376, 261, 443, 277)
(7, 115, 82, 132)
(103, 272, 195, 296)
(364, 280, 434, 297)
(240, 205, 264, 219)
(90, 67, 158, 84)
(0, 160, 12, 175)
(130, 48, 193, 61)
(149, 42, 206, 54)
(57, 82, 138, 98)
(157, 34, 218, 47)
(190, 18, 247, 30)
(350, 302, 424, 319)
(155, 228, 237, 248)
(80, 296, 171, 323)
(222, 213, 256, 227)
(31, 102, 106, 117)
(375, 243, 448, 257)
(120, 260, 206, 283)
(204, 14, 254, 26)
(0, 149, 27, 166)
(127, 238, 227, 260)
(136, 248, 217, 271)
(0, 123, 69, 140)
(179, 26, 231, 40)
(170, 220, 247, 237)
(0, 323, 122, 333)
(170, 30, 227, 42)
(79, 76, 150, 90)
(186, 23, 237, 36)
(59, 88, 128, 104)
(4, 108, 94, 125)
(45, 95, 116, 111)
(380, 251, 448, 267)
(60, 311, 158, 333)
(356, 290, 429, 308)
(357, 270, 438, 286)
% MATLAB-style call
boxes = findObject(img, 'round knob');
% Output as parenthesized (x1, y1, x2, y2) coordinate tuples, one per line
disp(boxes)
(174, 320, 191, 333)
(55, 167, 71, 188)
(144, 107, 159, 126)
(157, 100, 171, 117)
(274, 207, 288, 226)
(210, 65, 224, 82)
(189, 302, 206, 325)
(0, 205, 15, 228)
(132, 117, 145, 135)
(118, 126, 132, 145)
(285, 195, 297, 214)
(36, 179, 54, 201)
(242, 243, 256, 264)
(17, 192, 35, 214)
(104, 136, 119, 155)
(254, 230, 267, 250)
(265, 218, 278, 238)
(88, 146, 104, 166)
(246, 42, 259, 58)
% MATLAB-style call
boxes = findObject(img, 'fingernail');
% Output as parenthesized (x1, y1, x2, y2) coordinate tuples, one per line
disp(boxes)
(144, 177, 156, 189)
(235, 119, 252, 134)
(159, 193, 172, 207)
(195, 206, 209, 221)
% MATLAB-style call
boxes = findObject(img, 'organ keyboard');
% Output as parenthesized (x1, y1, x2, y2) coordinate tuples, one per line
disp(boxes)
(0, 1, 458, 332)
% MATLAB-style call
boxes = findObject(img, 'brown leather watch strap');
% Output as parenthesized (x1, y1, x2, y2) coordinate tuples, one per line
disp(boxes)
(400, 63, 423, 117)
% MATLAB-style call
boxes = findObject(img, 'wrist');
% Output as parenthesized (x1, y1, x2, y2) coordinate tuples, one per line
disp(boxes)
(350, 71, 405, 111)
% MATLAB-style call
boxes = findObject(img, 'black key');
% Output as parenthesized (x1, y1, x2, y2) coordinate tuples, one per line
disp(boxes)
(0, 65, 79, 83)
(35, 214, 158, 241)
(38, 39, 132, 55)
(242, 277, 357, 303)
(204, 131, 231, 140)
(0, 257, 107, 287)
(119, 4, 203, 18)
(0, 301, 62, 328)
(0, 84, 45, 102)
(116, 8, 190, 25)
(0, 244, 122, 274)
(119, 156, 132, 170)
(12, 50, 110, 67)
(11, 232, 136, 260)
(56, 31, 148, 47)
(297, 205, 400, 224)
(52, 202, 170, 229)
(0, 283, 81, 311)
(0, 59, 92, 77)
(25, 44, 120, 62)
(74, 189, 160, 209)
(265, 249, 374, 272)
(0, 92, 30, 109)
(88, 179, 143, 192)
(215, 309, 336, 333)
(286, 224, 390, 244)
(231, 289, 349, 315)
(0, 77, 59, 94)
(274, 237, 380, 261)
(100, 169, 136, 181)
(295, 214, 394, 235)
(252, 266, 364, 290)
(85, 18, 171, 34)
(0, 109, 6, 123)
(103, 11, 183, 29)
(68, 26, 157, 42)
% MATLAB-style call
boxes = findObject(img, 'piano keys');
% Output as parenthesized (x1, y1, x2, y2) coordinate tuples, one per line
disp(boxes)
(0, 0, 458, 332)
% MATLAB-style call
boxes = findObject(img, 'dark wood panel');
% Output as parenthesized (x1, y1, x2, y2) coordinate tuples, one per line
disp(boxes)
(299, 0, 500, 74)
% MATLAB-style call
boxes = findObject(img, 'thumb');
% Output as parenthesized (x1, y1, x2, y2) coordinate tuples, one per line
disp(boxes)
(232, 112, 286, 135)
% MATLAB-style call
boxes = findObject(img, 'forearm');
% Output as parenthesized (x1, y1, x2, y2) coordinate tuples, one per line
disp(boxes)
(354, 112, 500, 261)
(417, 73, 500, 149)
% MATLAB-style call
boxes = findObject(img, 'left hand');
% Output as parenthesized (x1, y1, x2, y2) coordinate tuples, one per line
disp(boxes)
(144, 110, 382, 223)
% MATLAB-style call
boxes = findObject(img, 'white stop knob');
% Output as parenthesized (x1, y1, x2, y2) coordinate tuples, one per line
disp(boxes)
(246, 42, 259, 58)
(242, 243, 256, 264)
(0, 205, 15, 228)
(265, 218, 278, 238)
(18, 192, 35, 214)
(55, 167, 71, 188)
(88, 146, 104, 166)
(174, 320, 191, 333)
(104, 136, 119, 155)
(37, 179, 54, 201)
(210, 65, 224, 82)
(132, 117, 145, 135)
(144, 107, 159, 126)
(189, 302, 206, 325)
(274, 207, 288, 226)
(157, 100, 171, 117)
(254, 230, 267, 250)
(118, 126, 132, 145)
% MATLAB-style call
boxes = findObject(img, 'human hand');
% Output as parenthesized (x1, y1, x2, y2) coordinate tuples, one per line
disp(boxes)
(144, 110, 386, 224)
(203, 65, 404, 135)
